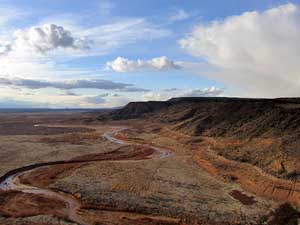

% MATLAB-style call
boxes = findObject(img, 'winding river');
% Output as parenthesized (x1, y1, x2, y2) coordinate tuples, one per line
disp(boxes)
(0, 126, 173, 225)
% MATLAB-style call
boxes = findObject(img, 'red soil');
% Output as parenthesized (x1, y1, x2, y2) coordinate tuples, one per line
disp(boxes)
(0, 190, 67, 218)
(19, 163, 82, 188)
(0, 135, 160, 224)
(194, 139, 300, 205)
(19, 145, 155, 189)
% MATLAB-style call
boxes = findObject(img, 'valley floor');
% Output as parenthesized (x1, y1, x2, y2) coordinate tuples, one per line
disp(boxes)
(0, 113, 298, 224)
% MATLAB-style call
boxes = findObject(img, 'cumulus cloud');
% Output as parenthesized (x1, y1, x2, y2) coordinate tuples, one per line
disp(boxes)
(179, 3, 300, 97)
(143, 87, 224, 101)
(0, 24, 91, 57)
(0, 77, 149, 92)
(14, 24, 91, 54)
(106, 56, 180, 72)
(0, 15, 173, 82)
(0, 18, 172, 83)
(0, 18, 171, 58)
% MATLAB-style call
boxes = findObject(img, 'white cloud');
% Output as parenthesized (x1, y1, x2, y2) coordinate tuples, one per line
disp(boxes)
(0, 24, 92, 80)
(170, 9, 190, 22)
(0, 88, 134, 108)
(39, 17, 171, 51)
(180, 87, 224, 97)
(13, 24, 91, 55)
(179, 3, 300, 97)
(0, 77, 149, 92)
(0, 85, 121, 108)
(143, 87, 224, 101)
(0, 18, 171, 80)
(36, 18, 171, 57)
(0, 4, 211, 108)
(106, 56, 180, 72)
(0, 84, 223, 108)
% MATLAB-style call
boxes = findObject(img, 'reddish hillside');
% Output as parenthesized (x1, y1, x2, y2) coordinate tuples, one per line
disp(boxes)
(100, 97, 300, 180)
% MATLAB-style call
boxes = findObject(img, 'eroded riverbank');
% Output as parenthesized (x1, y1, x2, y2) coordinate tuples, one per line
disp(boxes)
(0, 125, 175, 225)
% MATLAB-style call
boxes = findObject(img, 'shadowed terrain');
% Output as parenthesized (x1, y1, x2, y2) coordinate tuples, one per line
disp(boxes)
(102, 97, 300, 180)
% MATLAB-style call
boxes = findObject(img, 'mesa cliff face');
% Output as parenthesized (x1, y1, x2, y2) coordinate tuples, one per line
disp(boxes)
(100, 97, 300, 180)
(101, 97, 300, 138)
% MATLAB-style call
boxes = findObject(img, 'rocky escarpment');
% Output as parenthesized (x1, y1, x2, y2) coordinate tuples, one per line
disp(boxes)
(99, 97, 300, 180)
(100, 97, 300, 138)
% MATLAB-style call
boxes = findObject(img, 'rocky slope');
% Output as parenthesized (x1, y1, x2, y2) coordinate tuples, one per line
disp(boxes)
(102, 97, 300, 137)
(100, 97, 300, 180)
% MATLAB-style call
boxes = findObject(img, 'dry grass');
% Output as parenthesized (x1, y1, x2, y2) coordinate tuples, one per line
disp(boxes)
(39, 132, 102, 145)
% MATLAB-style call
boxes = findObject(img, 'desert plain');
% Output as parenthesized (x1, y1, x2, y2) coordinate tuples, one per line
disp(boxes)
(0, 98, 300, 225)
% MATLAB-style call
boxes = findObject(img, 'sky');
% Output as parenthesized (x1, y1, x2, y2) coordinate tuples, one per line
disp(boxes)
(0, 0, 300, 108)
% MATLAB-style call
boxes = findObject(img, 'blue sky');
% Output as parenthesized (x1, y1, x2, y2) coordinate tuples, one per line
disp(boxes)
(0, 0, 300, 108)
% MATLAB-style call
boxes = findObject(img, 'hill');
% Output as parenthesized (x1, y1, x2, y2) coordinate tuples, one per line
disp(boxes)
(99, 97, 300, 180)
(100, 97, 300, 137)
